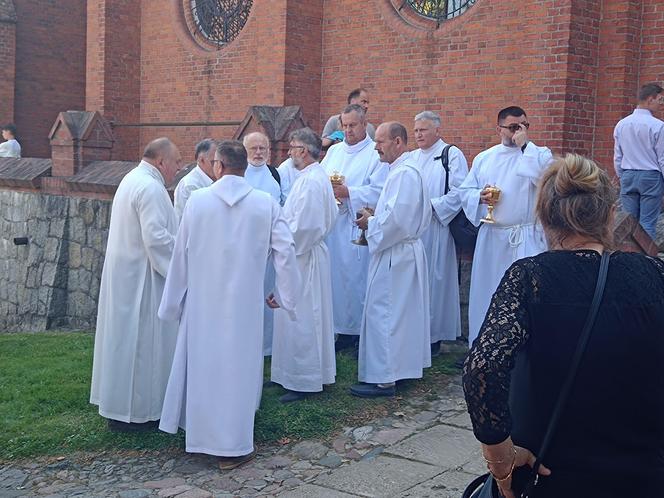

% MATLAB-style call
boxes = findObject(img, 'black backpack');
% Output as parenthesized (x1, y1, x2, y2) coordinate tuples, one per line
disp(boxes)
(435, 144, 478, 253)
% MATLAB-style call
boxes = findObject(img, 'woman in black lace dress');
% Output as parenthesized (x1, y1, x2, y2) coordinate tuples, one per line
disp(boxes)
(463, 154, 664, 498)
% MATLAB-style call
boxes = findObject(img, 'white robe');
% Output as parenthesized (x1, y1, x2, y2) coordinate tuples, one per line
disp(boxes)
(244, 163, 283, 356)
(90, 160, 178, 423)
(459, 142, 553, 345)
(158, 175, 300, 456)
(271, 161, 338, 392)
(277, 158, 301, 202)
(173, 165, 213, 223)
(0, 138, 21, 158)
(359, 153, 432, 384)
(321, 135, 388, 336)
(412, 139, 469, 343)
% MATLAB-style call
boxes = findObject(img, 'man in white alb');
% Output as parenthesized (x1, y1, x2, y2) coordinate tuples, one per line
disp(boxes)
(351, 122, 431, 398)
(321, 104, 387, 351)
(90, 137, 182, 431)
(158, 140, 300, 470)
(243, 131, 283, 356)
(173, 138, 215, 223)
(614, 82, 664, 240)
(0, 123, 21, 158)
(411, 111, 469, 357)
(459, 106, 552, 346)
(271, 128, 338, 403)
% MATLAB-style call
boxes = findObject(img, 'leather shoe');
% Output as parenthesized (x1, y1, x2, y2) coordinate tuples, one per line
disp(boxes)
(218, 450, 256, 470)
(279, 390, 310, 403)
(107, 419, 159, 433)
(349, 383, 395, 398)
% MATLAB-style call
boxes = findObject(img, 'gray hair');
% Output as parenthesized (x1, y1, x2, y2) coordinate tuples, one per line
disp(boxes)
(289, 127, 322, 160)
(414, 111, 441, 128)
(242, 131, 270, 147)
(216, 140, 247, 170)
(143, 137, 175, 160)
(195, 138, 216, 159)
(342, 104, 366, 120)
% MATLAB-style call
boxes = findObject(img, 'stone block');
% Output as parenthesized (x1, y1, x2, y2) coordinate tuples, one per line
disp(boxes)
(384, 424, 480, 470)
(314, 456, 441, 497)
(278, 484, 359, 497)
(398, 469, 481, 497)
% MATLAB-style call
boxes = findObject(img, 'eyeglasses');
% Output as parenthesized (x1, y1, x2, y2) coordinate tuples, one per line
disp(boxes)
(248, 146, 268, 152)
(288, 145, 306, 152)
(212, 159, 223, 166)
(499, 122, 530, 133)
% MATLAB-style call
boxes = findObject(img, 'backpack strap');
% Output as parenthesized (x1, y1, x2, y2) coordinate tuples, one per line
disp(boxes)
(434, 144, 454, 195)
(267, 164, 281, 186)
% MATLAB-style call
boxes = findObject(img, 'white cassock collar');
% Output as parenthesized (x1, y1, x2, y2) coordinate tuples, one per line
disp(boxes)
(342, 134, 373, 155)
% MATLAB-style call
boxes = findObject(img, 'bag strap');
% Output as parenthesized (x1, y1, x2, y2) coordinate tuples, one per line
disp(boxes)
(434, 144, 454, 195)
(521, 251, 611, 497)
(267, 164, 281, 186)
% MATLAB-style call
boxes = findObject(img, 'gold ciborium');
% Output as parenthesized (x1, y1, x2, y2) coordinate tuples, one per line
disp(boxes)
(329, 170, 344, 206)
(480, 186, 501, 224)
(351, 208, 371, 246)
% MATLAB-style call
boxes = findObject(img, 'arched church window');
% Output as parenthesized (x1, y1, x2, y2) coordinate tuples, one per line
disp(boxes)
(403, 0, 476, 23)
(189, 0, 253, 47)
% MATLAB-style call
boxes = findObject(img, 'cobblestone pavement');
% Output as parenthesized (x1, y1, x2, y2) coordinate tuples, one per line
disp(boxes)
(0, 371, 482, 498)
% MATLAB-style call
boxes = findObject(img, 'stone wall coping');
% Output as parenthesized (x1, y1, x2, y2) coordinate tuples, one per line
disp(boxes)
(0, 157, 51, 188)
(65, 160, 137, 194)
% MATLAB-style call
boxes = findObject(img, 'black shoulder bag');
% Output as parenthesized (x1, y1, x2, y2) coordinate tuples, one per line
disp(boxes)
(435, 145, 478, 253)
(267, 164, 281, 186)
(462, 251, 611, 498)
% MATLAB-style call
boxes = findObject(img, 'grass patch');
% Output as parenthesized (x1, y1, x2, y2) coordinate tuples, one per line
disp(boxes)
(0, 332, 463, 461)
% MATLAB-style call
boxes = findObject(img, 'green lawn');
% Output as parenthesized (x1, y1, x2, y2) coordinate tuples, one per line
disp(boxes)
(0, 332, 462, 461)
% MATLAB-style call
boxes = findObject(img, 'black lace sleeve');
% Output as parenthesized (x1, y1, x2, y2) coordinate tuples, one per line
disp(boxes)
(462, 261, 532, 445)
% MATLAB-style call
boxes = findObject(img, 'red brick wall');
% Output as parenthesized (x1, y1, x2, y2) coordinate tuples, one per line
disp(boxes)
(132, 0, 292, 164)
(284, 1, 323, 130)
(638, 1, 664, 100)
(591, 0, 643, 174)
(13, 0, 86, 158)
(86, 0, 141, 160)
(0, 18, 15, 127)
(319, 0, 587, 162)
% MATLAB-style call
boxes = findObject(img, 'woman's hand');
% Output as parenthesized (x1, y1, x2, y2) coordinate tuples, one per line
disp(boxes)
(482, 439, 551, 498)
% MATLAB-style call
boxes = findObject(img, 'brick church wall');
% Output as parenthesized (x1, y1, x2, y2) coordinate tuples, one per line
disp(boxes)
(12, 0, 86, 158)
(0, 1, 16, 127)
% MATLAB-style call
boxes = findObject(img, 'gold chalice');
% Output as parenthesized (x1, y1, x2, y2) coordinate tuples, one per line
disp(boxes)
(329, 170, 344, 206)
(351, 208, 371, 246)
(480, 186, 501, 224)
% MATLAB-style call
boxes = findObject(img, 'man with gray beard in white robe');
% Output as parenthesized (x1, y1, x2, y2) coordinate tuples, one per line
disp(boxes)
(242, 132, 283, 356)
(271, 128, 338, 403)
(90, 137, 182, 431)
(158, 140, 300, 470)
(351, 122, 431, 398)
(321, 104, 387, 351)
(411, 111, 469, 356)
(459, 106, 552, 347)
(173, 139, 215, 223)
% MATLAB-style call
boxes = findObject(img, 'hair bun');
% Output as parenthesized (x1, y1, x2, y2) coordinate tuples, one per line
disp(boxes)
(553, 153, 600, 197)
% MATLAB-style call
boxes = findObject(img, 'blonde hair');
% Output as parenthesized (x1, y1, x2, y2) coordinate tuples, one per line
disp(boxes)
(536, 153, 617, 248)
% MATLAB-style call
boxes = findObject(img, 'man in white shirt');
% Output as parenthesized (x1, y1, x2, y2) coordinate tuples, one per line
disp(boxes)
(351, 122, 431, 398)
(158, 140, 300, 470)
(411, 111, 469, 357)
(614, 83, 664, 239)
(321, 104, 387, 351)
(90, 137, 182, 431)
(459, 106, 552, 346)
(173, 139, 215, 223)
(322, 88, 376, 149)
(242, 131, 283, 356)
(271, 128, 338, 403)
(0, 124, 21, 158)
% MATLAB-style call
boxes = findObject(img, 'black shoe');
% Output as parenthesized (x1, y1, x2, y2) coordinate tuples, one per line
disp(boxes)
(263, 379, 278, 388)
(107, 419, 159, 433)
(349, 383, 395, 398)
(279, 390, 310, 403)
(430, 341, 442, 358)
(335, 334, 359, 352)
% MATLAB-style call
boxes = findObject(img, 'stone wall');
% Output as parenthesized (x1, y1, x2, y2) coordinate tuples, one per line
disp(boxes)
(0, 190, 110, 332)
